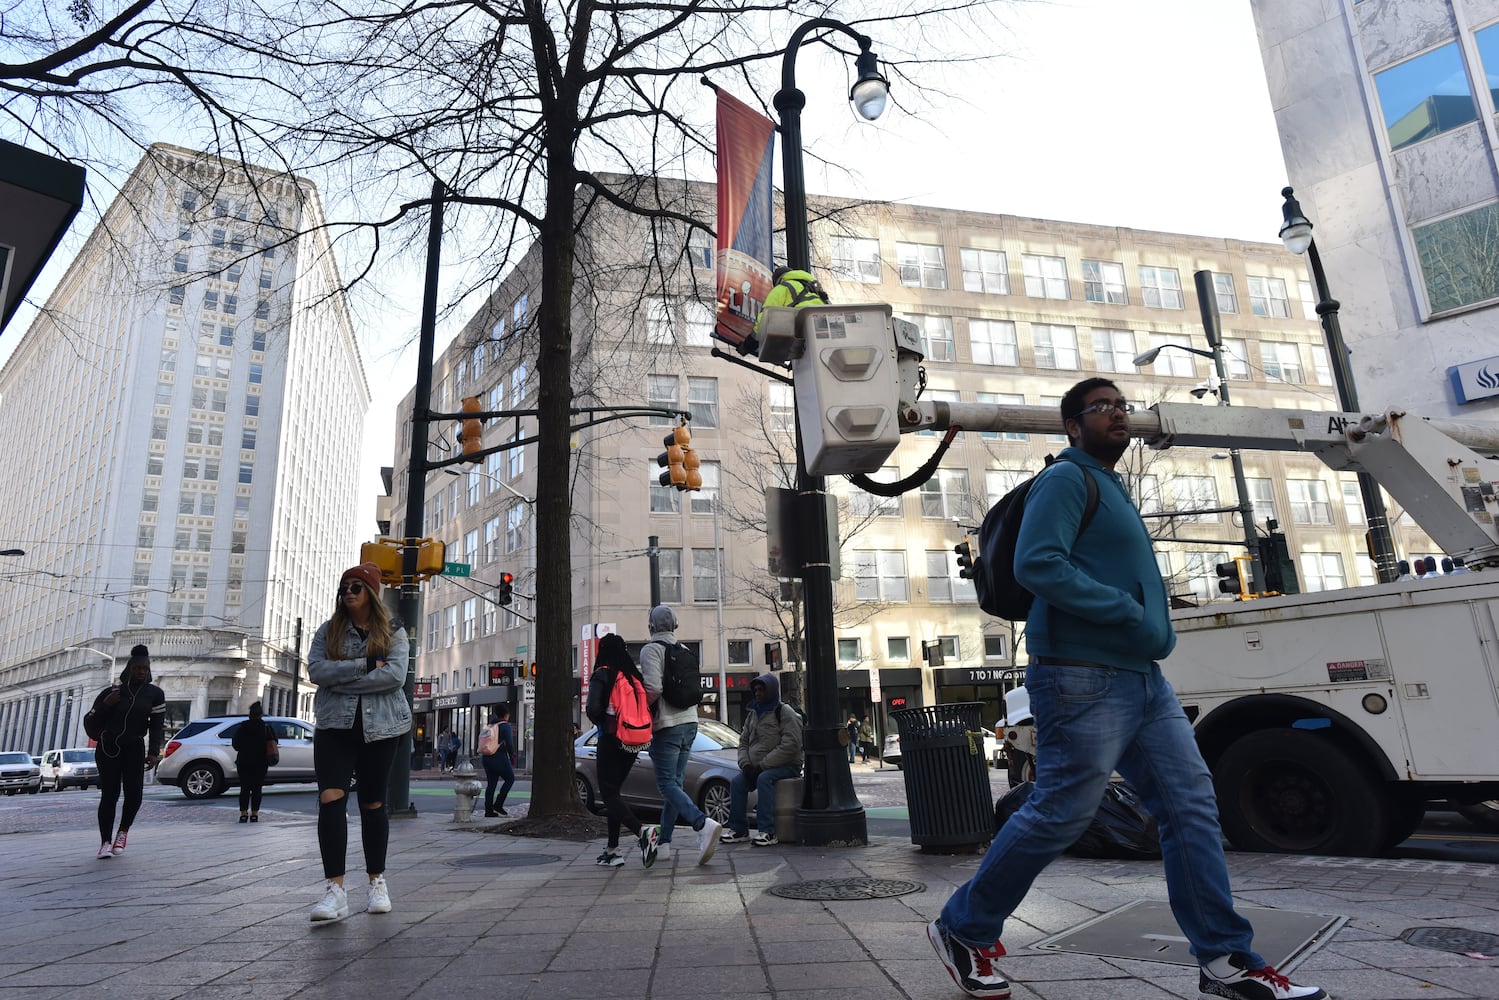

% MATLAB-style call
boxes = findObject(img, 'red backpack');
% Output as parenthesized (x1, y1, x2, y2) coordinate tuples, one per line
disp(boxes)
(607, 670, 653, 751)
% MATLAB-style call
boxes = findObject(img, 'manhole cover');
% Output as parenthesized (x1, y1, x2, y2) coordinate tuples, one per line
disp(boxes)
(769, 877, 924, 900)
(1401, 927, 1499, 954)
(445, 853, 561, 868)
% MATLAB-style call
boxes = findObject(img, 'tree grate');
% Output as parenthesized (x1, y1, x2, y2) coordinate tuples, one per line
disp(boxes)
(1400, 927, 1499, 954)
(769, 877, 925, 900)
(445, 852, 562, 868)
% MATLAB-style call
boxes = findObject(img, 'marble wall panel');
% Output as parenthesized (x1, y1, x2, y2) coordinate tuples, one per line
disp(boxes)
(1392, 123, 1499, 222)
(1357, 0, 1458, 71)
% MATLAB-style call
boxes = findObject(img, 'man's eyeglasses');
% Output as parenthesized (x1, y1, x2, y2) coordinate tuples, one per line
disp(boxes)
(339, 581, 366, 596)
(1075, 400, 1135, 418)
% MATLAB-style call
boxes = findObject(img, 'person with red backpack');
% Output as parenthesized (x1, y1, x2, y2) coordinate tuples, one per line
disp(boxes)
(584, 633, 660, 868)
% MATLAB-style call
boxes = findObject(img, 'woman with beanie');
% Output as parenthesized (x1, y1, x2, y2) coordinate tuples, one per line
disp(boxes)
(584, 633, 660, 868)
(305, 562, 411, 921)
(231, 701, 272, 823)
(87, 644, 166, 859)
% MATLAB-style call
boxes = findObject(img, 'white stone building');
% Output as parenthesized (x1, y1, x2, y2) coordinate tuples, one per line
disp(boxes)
(0, 145, 369, 753)
(1249, 0, 1499, 419)
(389, 180, 1437, 755)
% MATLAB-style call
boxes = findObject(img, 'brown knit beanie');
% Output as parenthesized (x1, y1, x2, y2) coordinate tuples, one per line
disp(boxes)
(340, 562, 382, 595)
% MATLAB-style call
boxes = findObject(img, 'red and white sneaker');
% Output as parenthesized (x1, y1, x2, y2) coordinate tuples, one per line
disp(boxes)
(1199, 954, 1327, 999)
(927, 919, 1010, 999)
(110, 830, 128, 856)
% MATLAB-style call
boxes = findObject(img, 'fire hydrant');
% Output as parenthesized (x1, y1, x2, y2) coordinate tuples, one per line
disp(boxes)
(452, 759, 483, 822)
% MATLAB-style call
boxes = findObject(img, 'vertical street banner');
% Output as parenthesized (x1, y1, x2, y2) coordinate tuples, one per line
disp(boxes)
(714, 88, 777, 349)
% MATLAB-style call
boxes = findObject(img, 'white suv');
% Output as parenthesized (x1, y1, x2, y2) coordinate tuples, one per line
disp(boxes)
(39, 748, 99, 791)
(156, 716, 316, 799)
(0, 751, 41, 794)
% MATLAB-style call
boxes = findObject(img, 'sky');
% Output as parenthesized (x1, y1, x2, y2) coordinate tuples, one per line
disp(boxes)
(3, 0, 1290, 538)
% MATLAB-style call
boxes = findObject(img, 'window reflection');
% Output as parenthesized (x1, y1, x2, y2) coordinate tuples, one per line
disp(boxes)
(1373, 43, 1478, 150)
(1475, 23, 1499, 109)
(1413, 201, 1499, 313)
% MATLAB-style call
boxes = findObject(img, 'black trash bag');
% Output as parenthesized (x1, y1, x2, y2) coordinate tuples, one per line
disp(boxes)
(993, 779, 1163, 861)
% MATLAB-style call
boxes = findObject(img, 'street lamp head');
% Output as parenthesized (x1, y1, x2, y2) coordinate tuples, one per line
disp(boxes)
(1132, 347, 1163, 367)
(850, 46, 890, 121)
(1278, 185, 1314, 255)
(0, 548, 23, 557)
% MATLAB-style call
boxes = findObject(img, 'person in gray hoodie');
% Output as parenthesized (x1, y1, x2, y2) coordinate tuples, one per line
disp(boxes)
(719, 672, 802, 847)
(640, 605, 722, 865)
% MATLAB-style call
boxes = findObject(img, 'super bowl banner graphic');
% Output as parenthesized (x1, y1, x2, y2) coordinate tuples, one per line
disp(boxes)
(714, 89, 776, 349)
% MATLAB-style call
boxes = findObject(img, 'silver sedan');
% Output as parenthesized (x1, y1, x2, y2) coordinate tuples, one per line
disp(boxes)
(573, 718, 754, 824)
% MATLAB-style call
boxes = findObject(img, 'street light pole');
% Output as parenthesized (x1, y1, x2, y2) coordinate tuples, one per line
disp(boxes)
(1279, 187, 1399, 583)
(774, 17, 888, 847)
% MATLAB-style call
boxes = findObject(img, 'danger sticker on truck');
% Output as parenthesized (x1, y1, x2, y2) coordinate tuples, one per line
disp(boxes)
(1326, 659, 1390, 682)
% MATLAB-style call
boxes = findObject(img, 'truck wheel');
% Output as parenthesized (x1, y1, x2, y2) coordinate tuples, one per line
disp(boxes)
(1381, 795, 1426, 849)
(1458, 800, 1499, 832)
(1214, 729, 1386, 856)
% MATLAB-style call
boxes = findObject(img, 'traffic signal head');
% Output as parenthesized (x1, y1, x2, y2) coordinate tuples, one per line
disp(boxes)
(360, 538, 404, 584)
(954, 538, 976, 580)
(416, 537, 446, 579)
(655, 424, 701, 491)
(498, 571, 514, 605)
(459, 396, 483, 460)
(1215, 557, 1248, 597)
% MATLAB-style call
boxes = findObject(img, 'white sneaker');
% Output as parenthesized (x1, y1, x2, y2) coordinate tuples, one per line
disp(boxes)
(657, 842, 671, 861)
(309, 881, 349, 922)
(97, 841, 113, 860)
(1199, 953, 1327, 999)
(366, 875, 392, 914)
(697, 818, 722, 865)
(110, 830, 128, 855)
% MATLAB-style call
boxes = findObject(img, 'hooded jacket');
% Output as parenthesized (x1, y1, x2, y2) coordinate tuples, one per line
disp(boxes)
(737, 673, 803, 772)
(90, 665, 167, 757)
(307, 617, 412, 741)
(639, 605, 696, 731)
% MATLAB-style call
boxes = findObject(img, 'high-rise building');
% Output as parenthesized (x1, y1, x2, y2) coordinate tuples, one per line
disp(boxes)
(0, 144, 369, 752)
(391, 179, 1437, 758)
(1249, 0, 1499, 418)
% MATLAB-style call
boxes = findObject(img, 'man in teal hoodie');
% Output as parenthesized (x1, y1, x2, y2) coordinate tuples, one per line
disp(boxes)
(928, 378, 1325, 1000)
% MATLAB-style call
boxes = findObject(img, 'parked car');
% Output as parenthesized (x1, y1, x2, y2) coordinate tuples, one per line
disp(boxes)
(573, 718, 752, 824)
(880, 729, 1000, 771)
(0, 751, 41, 794)
(156, 716, 316, 799)
(39, 748, 99, 791)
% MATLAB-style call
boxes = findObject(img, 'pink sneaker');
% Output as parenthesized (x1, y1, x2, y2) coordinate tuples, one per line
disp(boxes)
(111, 830, 128, 855)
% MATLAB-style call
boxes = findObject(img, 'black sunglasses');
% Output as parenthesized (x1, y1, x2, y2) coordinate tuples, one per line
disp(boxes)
(339, 581, 366, 596)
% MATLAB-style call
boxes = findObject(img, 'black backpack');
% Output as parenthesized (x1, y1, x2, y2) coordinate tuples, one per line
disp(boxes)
(652, 641, 702, 710)
(974, 455, 1099, 621)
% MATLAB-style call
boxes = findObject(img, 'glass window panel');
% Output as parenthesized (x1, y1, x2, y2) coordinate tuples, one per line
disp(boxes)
(829, 236, 882, 283)
(960, 248, 1009, 294)
(1373, 42, 1478, 151)
(1022, 254, 1069, 299)
(1091, 329, 1136, 373)
(1137, 266, 1183, 309)
(896, 242, 947, 289)
(1413, 202, 1499, 313)
(1032, 324, 1079, 369)
(969, 319, 1018, 366)
(1213, 272, 1238, 314)
(1082, 259, 1127, 304)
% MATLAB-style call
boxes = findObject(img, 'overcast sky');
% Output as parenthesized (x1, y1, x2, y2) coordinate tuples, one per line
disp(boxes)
(3, 0, 1289, 541)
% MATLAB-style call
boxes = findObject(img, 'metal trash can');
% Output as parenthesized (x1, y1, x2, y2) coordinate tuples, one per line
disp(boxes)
(891, 702, 994, 851)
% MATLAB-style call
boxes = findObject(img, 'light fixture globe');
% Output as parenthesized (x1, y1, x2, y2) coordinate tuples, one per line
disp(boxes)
(1132, 347, 1163, 367)
(850, 48, 890, 121)
(1278, 185, 1314, 255)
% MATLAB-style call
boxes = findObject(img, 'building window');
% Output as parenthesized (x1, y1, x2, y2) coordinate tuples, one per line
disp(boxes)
(1309, 344, 1332, 386)
(691, 462, 720, 515)
(896, 242, 947, 289)
(467, 470, 481, 506)
(1288, 479, 1333, 524)
(960, 248, 1008, 294)
(692, 548, 720, 602)
(926, 550, 975, 604)
(1298, 279, 1316, 319)
(849, 467, 901, 517)
(484, 516, 500, 563)
(646, 297, 675, 345)
(854, 550, 909, 602)
(1340, 479, 1364, 525)
(1032, 324, 1079, 370)
(649, 468, 680, 514)
(920, 469, 969, 519)
(1247, 276, 1291, 318)
(1174, 476, 1220, 522)
(907, 315, 954, 362)
(647, 374, 677, 426)
(507, 434, 524, 478)
(1138, 266, 1183, 309)
(829, 236, 881, 283)
(687, 377, 718, 428)
(461, 598, 476, 643)
(837, 638, 861, 663)
(1221, 338, 1251, 380)
(1413, 202, 1499, 313)
(968, 319, 1017, 366)
(1022, 254, 1069, 299)
(444, 606, 457, 647)
(1185, 550, 1230, 602)
(511, 363, 528, 402)
(170, 285, 185, 305)
(769, 383, 795, 433)
(238, 462, 254, 485)
(174, 253, 188, 273)
(1246, 478, 1277, 523)
(887, 636, 910, 661)
(727, 640, 750, 665)
(138, 526, 155, 548)
(1298, 552, 1347, 593)
(1213, 272, 1238, 313)
(1082, 259, 1127, 304)
(1373, 42, 1478, 152)
(684, 300, 714, 347)
(506, 505, 524, 553)
(1091, 329, 1137, 373)
(658, 549, 683, 603)
(1259, 341, 1305, 384)
(686, 230, 714, 270)
(245, 395, 259, 417)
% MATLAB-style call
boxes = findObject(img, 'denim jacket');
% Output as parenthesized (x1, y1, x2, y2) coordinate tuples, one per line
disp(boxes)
(307, 618, 412, 741)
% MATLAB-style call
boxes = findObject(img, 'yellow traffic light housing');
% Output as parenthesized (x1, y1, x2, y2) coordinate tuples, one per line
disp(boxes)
(360, 538, 404, 585)
(1215, 555, 1252, 599)
(416, 537, 446, 579)
(654, 423, 701, 492)
(458, 396, 483, 460)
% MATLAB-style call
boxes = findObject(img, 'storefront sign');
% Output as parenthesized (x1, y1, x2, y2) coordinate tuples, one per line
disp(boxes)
(434, 693, 468, 709)
(414, 680, 432, 699)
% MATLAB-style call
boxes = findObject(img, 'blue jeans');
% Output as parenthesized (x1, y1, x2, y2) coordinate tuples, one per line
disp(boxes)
(727, 764, 799, 837)
(649, 722, 705, 844)
(939, 662, 1262, 969)
(847, 732, 857, 763)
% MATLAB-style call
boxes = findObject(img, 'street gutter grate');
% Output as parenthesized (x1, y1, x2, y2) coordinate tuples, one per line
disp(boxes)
(445, 852, 561, 868)
(1400, 927, 1499, 954)
(769, 877, 924, 900)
